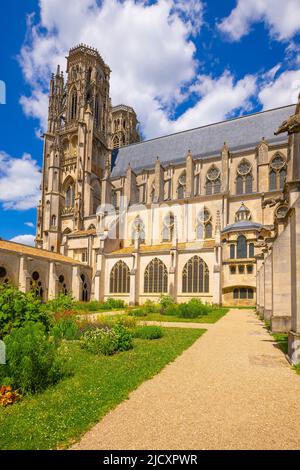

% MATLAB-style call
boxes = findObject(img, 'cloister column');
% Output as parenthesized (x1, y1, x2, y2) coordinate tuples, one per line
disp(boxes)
(263, 250, 273, 321)
(18, 255, 31, 293)
(271, 226, 292, 333)
(48, 261, 59, 300)
(288, 196, 300, 364)
(93, 248, 104, 301)
(71, 265, 81, 301)
(169, 247, 178, 302)
(256, 254, 264, 316)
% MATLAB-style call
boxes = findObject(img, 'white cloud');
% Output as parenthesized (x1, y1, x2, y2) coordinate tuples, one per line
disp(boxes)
(19, 0, 202, 138)
(170, 71, 257, 132)
(18, 0, 259, 139)
(259, 68, 300, 109)
(0, 152, 41, 210)
(10, 235, 35, 247)
(218, 0, 300, 42)
(25, 222, 35, 228)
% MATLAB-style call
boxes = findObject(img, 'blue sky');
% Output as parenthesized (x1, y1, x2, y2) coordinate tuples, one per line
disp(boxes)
(1, 0, 300, 245)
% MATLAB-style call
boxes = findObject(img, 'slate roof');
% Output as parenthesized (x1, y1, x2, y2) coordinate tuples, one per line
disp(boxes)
(111, 104, 295, 178)
(221, 220, 264, 233)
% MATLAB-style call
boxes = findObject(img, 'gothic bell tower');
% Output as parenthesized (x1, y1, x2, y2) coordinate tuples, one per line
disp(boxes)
(36, 44, 111, 252)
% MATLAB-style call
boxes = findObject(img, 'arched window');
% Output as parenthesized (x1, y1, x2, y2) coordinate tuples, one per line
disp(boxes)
(65, 179, 75, 208)
(196, 208, 212, 240)
(51, 215, 57, 227)
(269, 154, 286, 191)
(237, 235, 247, 259)
(162, 212, 175, 242)
(249, 242, 255, 258)
(94, 95, 100, 126)
(58, 275, 68, 295)
(236, 160, 252, 194)
(206, 166, 221, 195)
(0, 266, 10, 284)
(131, 217, 145, 245)
(30, 271, 43, 300)
(177, 171, 186, 199)
(269, 170, 276, 190)
(70, 91, 78, 121)
(113, 136, 119, 149)
(144, 258, 168, 293)
(81, 274, 90, 302)
(204, 222, 212, 239)
(182, 256, 209, 293)
(230, 244, 235, 259)
(110, 261, 130, 294)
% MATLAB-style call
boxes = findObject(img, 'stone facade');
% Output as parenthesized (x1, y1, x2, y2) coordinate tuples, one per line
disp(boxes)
(1, 44, 300, 365)
(30, 46, 299, 308)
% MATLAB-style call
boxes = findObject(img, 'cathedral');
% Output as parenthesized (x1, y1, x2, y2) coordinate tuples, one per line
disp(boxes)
(1, 44, 300, 361)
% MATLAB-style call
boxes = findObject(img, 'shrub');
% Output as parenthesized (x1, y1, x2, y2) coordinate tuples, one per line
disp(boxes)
(80, 322, 133, 355)
(164, 304, 180, 316)
(81, 328, 118, 356)
(128, 308, 147, 317)
(159, 295, 174, 314)
(51, 313, 80, 340)
(143, 300, 160, 313)
(177, 299, 210, 318)
(134, 325, 164, 340)
(104, 298, 126, 310)
(96, 314, 115, 329)
(0, 385, 21, 407)
(115, 316, 137, 330)
(74, 298, 126, 312)
(0, 284, 51, 339)
(1, 322, 66, 394)
(113, 324, 133, 351)
(43, 294, 74, 314)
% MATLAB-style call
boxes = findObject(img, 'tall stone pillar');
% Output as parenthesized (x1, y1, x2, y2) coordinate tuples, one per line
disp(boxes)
(271, 227, 291, 332)
(18, 256, 31, 293)
(185, 151, 194, 198)
(154, 157, 164, 203)
(71, 265, 81, 301)
(288, 196, 300, 363)
(129, 237, 140, 305)
(48, 261, 58, 300)
(263, 251, 273, 321)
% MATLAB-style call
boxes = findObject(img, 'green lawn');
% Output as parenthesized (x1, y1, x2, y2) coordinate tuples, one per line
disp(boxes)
(0, 328, 205, 450)
(271, 333, 300, 375)
(130, 307, 229, 324)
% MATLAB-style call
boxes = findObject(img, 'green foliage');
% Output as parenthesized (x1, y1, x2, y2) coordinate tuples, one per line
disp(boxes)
(0, 284, 51, 339)
(43, 294, 74, 314)
(80, 328, 118, 356)
(115, 315, 137, 330)
(74, 298, 126, 312)
(80, 321, 133, 356)
(113, 324, 133, 351)
(0, 328, 204, 450)
(134, 325, 164, 340)
(177, 299, 210, 318)
(159, 295, 174, 314)
(143, 300, 160, 313)
(128, 308, 147, 317)
(104, 298, 126, 310)
(0, 322, 67, 394)
(51, 313, 80, 341)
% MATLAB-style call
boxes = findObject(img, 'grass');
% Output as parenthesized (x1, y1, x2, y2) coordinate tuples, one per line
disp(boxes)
(0, 328, 205, 450)
(272, 333, 288, 355)
(130, 307, 229, 324)
(271, 333, 300, 375)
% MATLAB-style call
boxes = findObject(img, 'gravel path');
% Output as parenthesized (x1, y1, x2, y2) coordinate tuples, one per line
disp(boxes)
(71, 309, 300, 450)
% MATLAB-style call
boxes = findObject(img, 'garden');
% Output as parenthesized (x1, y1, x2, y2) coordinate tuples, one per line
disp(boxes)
(125, 296, 229, 323)
(0, 284, 205, 450)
